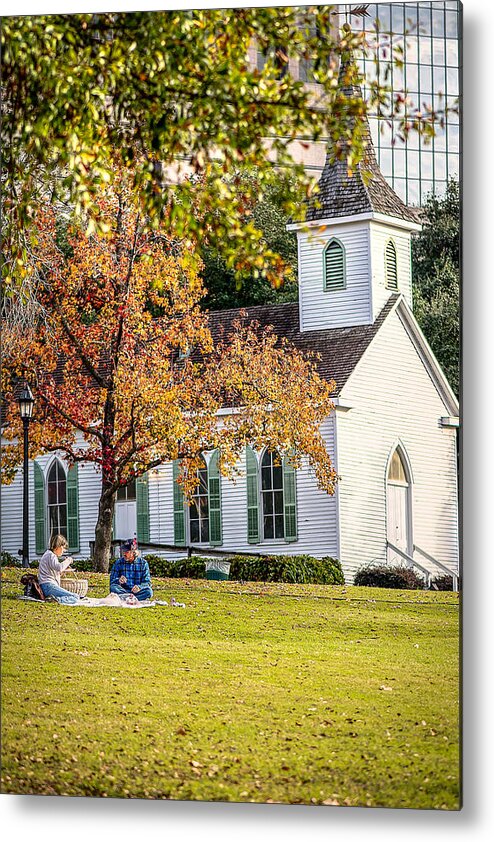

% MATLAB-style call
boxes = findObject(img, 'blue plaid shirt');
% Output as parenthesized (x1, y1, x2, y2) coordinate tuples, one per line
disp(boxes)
(110, 556, 152, 590)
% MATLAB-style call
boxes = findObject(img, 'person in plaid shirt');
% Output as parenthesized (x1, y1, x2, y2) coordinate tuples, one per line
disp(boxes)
(110, 539, 153, 601)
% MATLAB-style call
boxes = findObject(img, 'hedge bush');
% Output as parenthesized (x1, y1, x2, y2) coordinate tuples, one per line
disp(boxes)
(430, 574, 457, 591)
(228, 554, 344, 585)
(1, 551, 21, 567)
(71, 558, 97, 572)
(50, 552, 343, 584)
(143, 555, 207, 579)
(353, 563, 425, 590)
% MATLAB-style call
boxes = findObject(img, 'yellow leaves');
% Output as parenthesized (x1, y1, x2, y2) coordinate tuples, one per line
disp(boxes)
(3, 168, 338, 506)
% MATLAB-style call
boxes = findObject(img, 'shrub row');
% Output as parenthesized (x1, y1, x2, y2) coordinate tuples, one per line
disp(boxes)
(430, 574, 457, 591)
(353, 564, 424, 590)
(143, 555, 207, 579)
(353, 563, 457, 591)
(145, 554, 344, 584)
(63, 555, 206, 578)
(1, 551, 20, 567)
(228, 554, 344, 585)
(5, 550, 343, 584)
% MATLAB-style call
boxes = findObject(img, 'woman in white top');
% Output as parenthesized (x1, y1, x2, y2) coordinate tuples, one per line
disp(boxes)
(38, 534, 81, 604)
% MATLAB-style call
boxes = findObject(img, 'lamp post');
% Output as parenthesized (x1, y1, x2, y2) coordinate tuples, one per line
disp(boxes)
(17, 383, 35, 568)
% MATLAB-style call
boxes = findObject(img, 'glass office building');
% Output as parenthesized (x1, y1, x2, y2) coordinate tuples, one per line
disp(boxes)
(347, 2, 461, 206)
(254, 2, 462, 206)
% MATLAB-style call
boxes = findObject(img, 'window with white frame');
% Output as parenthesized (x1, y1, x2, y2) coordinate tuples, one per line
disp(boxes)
(47, 459, 68, 540)
(261, 449, 285, 539)
(189, 457, 210, 544)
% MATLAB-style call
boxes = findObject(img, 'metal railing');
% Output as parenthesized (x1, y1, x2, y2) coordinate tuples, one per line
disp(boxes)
(89, 540, 268, 560)
(386, 541, 459, 591)
(413, 544, 459, 591)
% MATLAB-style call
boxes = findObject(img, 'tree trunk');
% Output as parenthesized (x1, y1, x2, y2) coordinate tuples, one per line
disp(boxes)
(93, 485, 116, 572)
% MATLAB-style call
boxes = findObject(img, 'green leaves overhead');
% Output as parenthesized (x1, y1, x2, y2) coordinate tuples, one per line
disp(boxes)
(2, 7, 450, 288)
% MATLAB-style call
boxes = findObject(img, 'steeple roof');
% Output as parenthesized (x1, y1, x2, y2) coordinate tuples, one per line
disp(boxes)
(306, 54, 420, 225)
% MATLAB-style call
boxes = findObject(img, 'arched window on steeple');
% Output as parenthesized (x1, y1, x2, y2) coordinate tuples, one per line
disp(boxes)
(323, 238, 346, 292)
(385, 239, 398, 290)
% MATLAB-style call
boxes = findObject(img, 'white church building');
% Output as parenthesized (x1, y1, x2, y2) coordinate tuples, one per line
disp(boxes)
(1, 72, 460, 585)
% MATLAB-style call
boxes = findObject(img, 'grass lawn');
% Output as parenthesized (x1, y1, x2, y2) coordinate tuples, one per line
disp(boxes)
(1, 568, 460, 809)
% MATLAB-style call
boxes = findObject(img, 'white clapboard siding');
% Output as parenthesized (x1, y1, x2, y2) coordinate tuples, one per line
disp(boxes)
(148, 417, 339, 559)
(336, 307, 459, 583)
(370, 221, 413, 317)
(1, 465, 30, 561)
(149, 462, 176, 548)
(298, 222, 372, 331)
(1, 435, 101, 560)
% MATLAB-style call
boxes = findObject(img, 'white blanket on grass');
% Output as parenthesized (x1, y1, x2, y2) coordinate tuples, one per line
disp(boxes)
(75, 595, 162, 608)
(17, 594, 183, 608)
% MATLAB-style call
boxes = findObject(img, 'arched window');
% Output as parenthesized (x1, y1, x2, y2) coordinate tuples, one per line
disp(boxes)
(323, 238, 346, 291)
(385, 239, 398, 290)
(246, 447, 298, 543)
(47, 459, 67, 540)
(261, 449, 285, 539)
(386, 446, 412, 563)
(387, 448, 409, 484)
(189, 457, 209, 544)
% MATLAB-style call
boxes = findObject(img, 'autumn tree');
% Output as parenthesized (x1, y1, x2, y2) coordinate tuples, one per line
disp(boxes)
(2, 6, 446, 293)
(2, 173, 337, 571)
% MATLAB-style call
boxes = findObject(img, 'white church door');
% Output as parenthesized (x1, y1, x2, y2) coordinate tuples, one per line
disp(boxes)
(114, 479, 137, 541)
(386, 448, 411, 564)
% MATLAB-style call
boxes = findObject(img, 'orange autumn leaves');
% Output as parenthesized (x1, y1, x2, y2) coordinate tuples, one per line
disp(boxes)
(2, 175, 338, 503)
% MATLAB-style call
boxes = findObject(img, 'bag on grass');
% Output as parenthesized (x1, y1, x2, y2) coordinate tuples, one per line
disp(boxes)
(20, 573, 45, 601)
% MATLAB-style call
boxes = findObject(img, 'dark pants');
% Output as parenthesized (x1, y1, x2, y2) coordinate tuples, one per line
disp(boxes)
(110, 583, 153, 601)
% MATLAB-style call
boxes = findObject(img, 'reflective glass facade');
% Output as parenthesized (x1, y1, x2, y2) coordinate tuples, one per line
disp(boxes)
(348, 2, 462, 205)
(253, 2, 462, 206)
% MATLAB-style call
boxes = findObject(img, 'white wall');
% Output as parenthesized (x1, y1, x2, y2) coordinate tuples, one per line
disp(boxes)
(370, 220, 413, 317)
(298, 221, 372, 331)
(1, 442, 101, 560)
(336, 306, 459, 582)
(148, 417, 339, 560)
(1, 418, 340, 564)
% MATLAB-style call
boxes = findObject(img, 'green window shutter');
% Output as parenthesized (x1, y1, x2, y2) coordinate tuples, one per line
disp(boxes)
(34, 462, 46, 554)
(67, 464, 80, 553)
(208, 450, 223, 546)
(136, 473, 150, 544)
(173, 460, 186, 546)
(283, 455, 298, 543)
(246, 446, 260, 544)
(324, 239, 346, 291)
(385, 240, 398, 290)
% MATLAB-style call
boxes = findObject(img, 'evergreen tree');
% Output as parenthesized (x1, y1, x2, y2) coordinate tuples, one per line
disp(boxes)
(412, 179, 460, 396)
(200, 170, 299, 311)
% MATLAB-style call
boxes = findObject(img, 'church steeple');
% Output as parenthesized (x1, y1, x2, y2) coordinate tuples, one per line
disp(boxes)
(288, 51, 422, 333)
(307, 53, 419, 225)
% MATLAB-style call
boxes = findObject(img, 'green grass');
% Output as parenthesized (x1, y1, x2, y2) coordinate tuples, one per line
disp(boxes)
(1, 568, 460, 809)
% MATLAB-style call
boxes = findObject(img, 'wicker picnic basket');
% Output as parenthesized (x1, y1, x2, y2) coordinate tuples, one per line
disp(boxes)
(61, 569, 89, 598)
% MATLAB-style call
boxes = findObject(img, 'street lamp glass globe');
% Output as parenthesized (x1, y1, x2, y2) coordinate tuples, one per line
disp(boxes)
(18, 384, 34, 419)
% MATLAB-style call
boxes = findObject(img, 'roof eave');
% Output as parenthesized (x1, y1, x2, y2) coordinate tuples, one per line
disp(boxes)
(287, 211, 421, 233)
(396, 298, 459, 416)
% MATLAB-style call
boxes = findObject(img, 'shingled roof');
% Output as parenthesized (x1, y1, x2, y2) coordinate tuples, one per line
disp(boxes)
(306, 55, 420, 225)
(208, 294, 400, 396)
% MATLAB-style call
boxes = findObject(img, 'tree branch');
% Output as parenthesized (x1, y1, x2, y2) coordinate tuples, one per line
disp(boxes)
(38, 392, 104, 443)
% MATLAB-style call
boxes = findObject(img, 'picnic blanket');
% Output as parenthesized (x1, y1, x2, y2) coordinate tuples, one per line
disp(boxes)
(17, 594, 185, 608)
